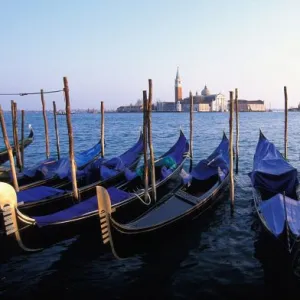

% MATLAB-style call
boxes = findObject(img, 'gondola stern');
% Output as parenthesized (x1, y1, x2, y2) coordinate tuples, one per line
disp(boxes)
(137, 128, 144, 145)
(259, 128, 266, 140)
(179, 127, 184, 137)
(222, 130, 228, 141)
(28, 124, 34, 139)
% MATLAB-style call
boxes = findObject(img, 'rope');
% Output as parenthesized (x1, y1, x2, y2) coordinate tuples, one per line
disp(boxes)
(207, 153, 222, 166)
(0, 89, 64, 96)
(183, 152, 191, 159)
(134, 191, 152, 206)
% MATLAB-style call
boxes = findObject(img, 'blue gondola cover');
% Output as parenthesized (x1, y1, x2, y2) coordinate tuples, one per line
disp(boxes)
(259, 193, 300, 236)
(249, 133, 298, 196)
(191, 133, 229, 181)
(22, 142, 101, 179)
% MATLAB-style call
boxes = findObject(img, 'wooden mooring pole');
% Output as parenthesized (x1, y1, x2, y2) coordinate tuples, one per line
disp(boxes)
(284, 86, 288, 160)
(148, 79, 156, 202)
(235, 88, 239, 174)
(53, 101, 61, 160)
(101, 101, 105, 158)
(21, 110, 25, 169)
(143, 91, 149, 203)
(41, 89, 50, 159)
(229, 91, 235, 207)
(11, 101, 22, 170)
(0, 106, 19, 191)
(63, 77, 79, 201)
(189, 91, 193, 172)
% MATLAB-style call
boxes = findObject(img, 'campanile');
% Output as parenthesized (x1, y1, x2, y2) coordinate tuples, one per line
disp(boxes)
(175, 67, 182, 104)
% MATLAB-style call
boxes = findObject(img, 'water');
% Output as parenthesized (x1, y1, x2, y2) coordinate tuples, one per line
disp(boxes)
(1, 111, 300, 299)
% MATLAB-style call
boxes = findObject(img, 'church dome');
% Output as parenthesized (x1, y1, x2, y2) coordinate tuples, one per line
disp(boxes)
(201, 85, 210, 96)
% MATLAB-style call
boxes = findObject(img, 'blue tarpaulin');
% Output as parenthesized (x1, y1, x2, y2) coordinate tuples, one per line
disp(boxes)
(22, 142, 101, 180)
(17, 186, 67, 204)
(16, 134, 144, 206)
(259, 193, 300, 236)
(249, 132, 298, 196)
(72, 133, 143, 181)
(125, 130, 189, 181)
(191, 133, 229, 181)
(33, 186, 134, 227)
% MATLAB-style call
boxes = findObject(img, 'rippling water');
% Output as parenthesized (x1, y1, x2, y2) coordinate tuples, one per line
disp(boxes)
(1, 111, 300, 299)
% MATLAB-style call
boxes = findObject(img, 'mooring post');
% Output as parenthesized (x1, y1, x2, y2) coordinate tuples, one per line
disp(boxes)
(189, 91, 193, 172)
(284, 86, 288, 160)
(52, 101, 61, 160)
(12, 101, 22, 170)
(235, 88, 239, 174)
(229, 91, 235, 207)
(11, 100, 17, 166)
(143, 90, 149, 203)
(148, 79, 156, 202)
(21, 110, 25, 169)
(63, 77, 79, 201)
(0, 106, 19, 191)
(41, 89, 50, 159)
(101, 101, 105, 158)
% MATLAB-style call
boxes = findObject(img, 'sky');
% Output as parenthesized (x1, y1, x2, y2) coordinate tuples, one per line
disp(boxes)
(0, 0, 299, 110)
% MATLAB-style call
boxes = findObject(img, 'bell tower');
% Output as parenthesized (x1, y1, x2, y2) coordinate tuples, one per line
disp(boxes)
(175, 67, 182, 104)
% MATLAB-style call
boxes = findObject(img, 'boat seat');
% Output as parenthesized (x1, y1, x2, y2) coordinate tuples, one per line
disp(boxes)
(175, 190, 199, 205)
(17, 186, 68, 204)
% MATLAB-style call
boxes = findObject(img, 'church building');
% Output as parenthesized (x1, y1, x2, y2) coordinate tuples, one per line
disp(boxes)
(181, 85, 227, 112)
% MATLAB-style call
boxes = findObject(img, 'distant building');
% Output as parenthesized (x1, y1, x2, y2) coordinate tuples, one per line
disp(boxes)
(176, 101, 182, 112)
(181, 85, 226, 112)
(175, 67, 183, 104)
(156, 101, 175, 112)
(288, 102, 300, 112)
(116, 105, 142, 112)
(231, 100, 265, 112)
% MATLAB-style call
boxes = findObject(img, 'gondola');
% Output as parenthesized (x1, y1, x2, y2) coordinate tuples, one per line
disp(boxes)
(0, 130, 189, 252)
(8, 137, 103, 190)
(1, 131, 144, 216)
(0, 126, 34, 166)
(97, 132, 229, 257)
(249, 131, 300, 255)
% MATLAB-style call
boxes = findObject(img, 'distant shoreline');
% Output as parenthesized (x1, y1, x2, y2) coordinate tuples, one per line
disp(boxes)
(2, 110, 287, 113)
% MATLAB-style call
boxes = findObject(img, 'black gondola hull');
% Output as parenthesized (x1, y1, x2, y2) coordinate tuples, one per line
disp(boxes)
(109, 176, 229, 256)
(253, 188, 300, 256)
(0, 155, 188, 253)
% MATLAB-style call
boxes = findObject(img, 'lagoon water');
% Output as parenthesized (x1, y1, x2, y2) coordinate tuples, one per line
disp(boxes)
(1, 111, 300, 299)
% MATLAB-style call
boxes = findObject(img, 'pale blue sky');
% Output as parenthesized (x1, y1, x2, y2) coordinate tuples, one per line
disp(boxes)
(0, 0, 299, 110)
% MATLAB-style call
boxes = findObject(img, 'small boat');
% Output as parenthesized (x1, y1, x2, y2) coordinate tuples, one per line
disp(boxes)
(2, 131, 144, 216)
(4, 138, 103, 190)
(56, 110, 67, 115)
(0, 130, 189, 252)
(249, 131, 300, 255)
(0, 126, 34, 166)
(97, 132, 229, 257)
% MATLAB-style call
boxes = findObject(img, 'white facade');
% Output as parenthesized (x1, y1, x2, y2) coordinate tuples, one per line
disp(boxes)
(176, 101, 182, 112)
(211, 94, 226, 112)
